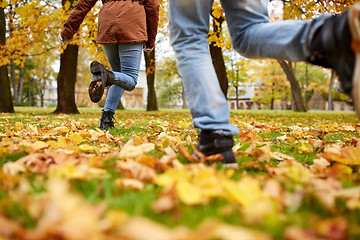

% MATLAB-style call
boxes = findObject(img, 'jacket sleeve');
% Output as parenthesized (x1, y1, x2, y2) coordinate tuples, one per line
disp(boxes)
(61, 0, 98, 39)
(144, 0, 160, 49)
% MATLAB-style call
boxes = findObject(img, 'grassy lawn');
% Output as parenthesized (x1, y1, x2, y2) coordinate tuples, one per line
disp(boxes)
(0, 107, 359, 239)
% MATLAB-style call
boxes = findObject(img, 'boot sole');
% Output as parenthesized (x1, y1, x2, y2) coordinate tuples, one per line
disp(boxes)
(89, 61, 106, 103)
(88, 80, 104, 103)
(349, 3, 360, 118)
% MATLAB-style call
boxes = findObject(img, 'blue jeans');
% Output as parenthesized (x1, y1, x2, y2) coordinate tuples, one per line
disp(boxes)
(102, 43, 143, 113)
(169, 0, 327, 135)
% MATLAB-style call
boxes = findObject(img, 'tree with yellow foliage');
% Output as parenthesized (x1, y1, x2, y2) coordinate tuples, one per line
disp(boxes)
(0, 4, 14, 112)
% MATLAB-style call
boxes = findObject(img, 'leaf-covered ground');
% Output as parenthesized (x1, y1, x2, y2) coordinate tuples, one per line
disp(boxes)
(0, 107, 359, 240)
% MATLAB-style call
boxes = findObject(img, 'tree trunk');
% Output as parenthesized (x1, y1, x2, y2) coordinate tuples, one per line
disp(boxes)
(305, 63, 309, 109)
(144, 49, 158, 111)
(181, 84, 188, 109)
(278, 60, 306, 112)
(271, 82, 275, 110)
(54, 0, 79, 114)
(16, 67, 24, 103)
(53, 44, 80, 114)
(209, 16, 228, 97)
(0, 7, 14, 113)
(210, 44, 228, 97)
(235, 86, 239, 109)
(328, 70, 335, 111)
(28, 77, 33, 106)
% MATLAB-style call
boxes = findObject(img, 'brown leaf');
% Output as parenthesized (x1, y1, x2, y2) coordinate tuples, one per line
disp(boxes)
(284, 226, 318, 240)
(251, 145, 272, 162)
(116, 178, 144, 190)
(118, 217, 173, 240)
(273, 152, 295, 161)
(152, 184, 177, 213)
(322, 146, 360, 165)
(136, 154, 158, 167)
(178, 146, 198, 163)
(204, 153, 224, 163)
(117, 161, 157, 182)
(0, 215, 26, 239)
(316, 217, 348, 240)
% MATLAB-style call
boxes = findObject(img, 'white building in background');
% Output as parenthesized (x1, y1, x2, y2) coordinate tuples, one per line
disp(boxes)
(42, 81, 57, 107)
(227, 82, 260, 110)
(73, 68, 148, 109)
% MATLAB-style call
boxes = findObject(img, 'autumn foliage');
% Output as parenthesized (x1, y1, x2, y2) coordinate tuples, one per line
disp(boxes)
(1, 109, 360, 240)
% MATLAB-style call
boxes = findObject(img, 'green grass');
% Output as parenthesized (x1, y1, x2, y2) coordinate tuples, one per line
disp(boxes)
(1, 107, 360, 239)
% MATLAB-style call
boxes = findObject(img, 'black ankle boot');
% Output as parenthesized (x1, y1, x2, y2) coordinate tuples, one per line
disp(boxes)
(98, 110, 115, 129)
(88, 61, 114, 103)
(195, 129, 237, 167)
(306, 4, 360, 116)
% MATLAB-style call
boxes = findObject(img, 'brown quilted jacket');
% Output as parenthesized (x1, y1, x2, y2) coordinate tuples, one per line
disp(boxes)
(61, 0, 159, 48)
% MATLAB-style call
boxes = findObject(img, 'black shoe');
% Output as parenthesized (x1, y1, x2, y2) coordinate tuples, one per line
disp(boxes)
(98, 110, 115, 129)
(88, 61, 114, 103)
(194, 129, 237, 168)
(306, 3, 360, 117)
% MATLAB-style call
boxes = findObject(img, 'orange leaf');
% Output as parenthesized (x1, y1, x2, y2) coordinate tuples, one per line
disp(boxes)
(178, 146, 198, 163)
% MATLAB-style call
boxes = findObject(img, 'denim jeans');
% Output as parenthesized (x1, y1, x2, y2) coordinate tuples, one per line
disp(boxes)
(169, 0, 327, 135)
(102, 43, 143, 113)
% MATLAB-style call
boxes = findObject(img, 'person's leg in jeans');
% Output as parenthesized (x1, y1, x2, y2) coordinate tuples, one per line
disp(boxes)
(169, 0, 360, 165)
(221, 0, 360, 116)
(98, 43, 143, 129)
(169, 0, 238, 166)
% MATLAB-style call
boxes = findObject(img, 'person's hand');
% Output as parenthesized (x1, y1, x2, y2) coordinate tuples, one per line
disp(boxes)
(59, 34, 71, 46)
(143, 44, 154, 53)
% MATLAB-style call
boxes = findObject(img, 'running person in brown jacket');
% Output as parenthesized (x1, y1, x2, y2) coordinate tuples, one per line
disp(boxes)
(60, 0, 160, 129)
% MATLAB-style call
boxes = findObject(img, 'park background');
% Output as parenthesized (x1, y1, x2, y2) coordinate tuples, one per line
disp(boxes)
(0, 0, 356, 114)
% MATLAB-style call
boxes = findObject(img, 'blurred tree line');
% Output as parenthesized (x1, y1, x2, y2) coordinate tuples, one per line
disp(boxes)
(0, 0, 356, 113)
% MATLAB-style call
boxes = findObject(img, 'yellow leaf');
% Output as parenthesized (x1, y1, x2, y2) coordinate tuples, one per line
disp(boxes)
(286, 164, 311, 183)
(68, 133, 83, 145)
(79, 144, 96, 153)
(177, 120, 190, 129)
(14, 122, 24, 131)
(30, 141, 49, 151)
(224, 177, 263, 206)
(47, 140, 58, 149)
(0, 145, 5, 158)
(48, 163, 83, 179)
(176, 180, 205, 205)
(241, 199, 276, 224)
(98, 146, 110, 154)
(212, 7, 223, 19)
(57, 136, 69, 148)
(26, 123, 39, 134)
(54, 126, 70, 134)
(223, 180, 244, 204)
(155, 173, 177, 188)
(102, 210, 129, 232)
(119, 142, 155, 159)
(298, 142, 313, 153)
